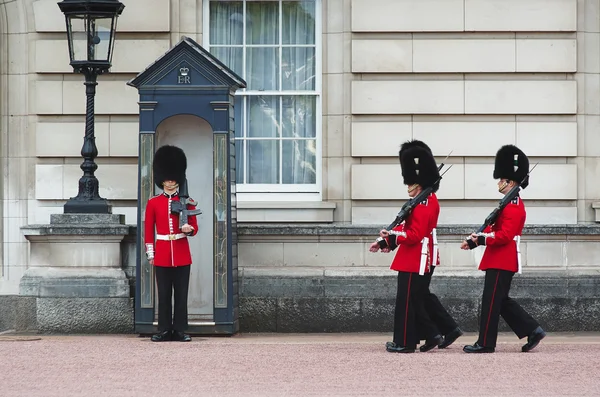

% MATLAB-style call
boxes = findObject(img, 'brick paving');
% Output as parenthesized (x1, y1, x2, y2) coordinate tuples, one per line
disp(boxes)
(1, 332, 599, 397)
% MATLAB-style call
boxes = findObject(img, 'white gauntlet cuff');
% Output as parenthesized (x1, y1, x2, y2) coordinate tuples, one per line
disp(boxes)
(389, 230, 407, 238)
(145, 243, 154, 260)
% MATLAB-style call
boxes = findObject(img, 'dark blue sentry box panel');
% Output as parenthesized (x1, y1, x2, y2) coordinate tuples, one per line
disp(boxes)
(128, 36, 246, 335)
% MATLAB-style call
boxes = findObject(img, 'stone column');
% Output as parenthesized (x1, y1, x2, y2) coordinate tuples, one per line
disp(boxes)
(20, 214, 133, 333)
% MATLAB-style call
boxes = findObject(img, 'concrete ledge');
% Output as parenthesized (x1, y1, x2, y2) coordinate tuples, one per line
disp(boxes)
(239, 271, 600, 333)
(128, 224, 600, 236)
(19, 268, 130, 298)
(21, 224, 133, 236)
(237, 224, 600, 236)
(22, 213, 133, 236)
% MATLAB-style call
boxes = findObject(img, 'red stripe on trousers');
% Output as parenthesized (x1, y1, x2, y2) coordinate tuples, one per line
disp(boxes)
(404, 273, 412, 346)
(483, 272, 500, 346)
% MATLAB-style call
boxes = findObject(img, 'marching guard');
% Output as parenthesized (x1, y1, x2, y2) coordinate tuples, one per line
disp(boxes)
(145, 145, 199, 342)
(461, 144, 546, 353)
(406, 141, 463, 349)
(370, 140, 443, 353)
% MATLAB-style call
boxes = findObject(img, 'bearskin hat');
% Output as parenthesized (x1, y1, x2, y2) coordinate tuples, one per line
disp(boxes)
(399, 140, 440, 192)
(153, 145, 187, 189)
(493, 144, 530, 189)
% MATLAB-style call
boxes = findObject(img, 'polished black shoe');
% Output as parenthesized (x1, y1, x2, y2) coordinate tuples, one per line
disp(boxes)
(420, 334, 443, 352)
(463, 342, 495, 353)
(173, 331, 192, 342)
(385, 342, 415, 353)
(151, 330, 172, 342)
(438, 327, 464, 349)
(522, 326, 546, 352)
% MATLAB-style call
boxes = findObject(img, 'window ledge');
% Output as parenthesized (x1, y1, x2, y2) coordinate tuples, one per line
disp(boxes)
(237, 201, 336, 223)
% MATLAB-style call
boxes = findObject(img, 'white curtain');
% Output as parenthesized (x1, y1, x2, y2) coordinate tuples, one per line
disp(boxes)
(210, 1, 317, 185)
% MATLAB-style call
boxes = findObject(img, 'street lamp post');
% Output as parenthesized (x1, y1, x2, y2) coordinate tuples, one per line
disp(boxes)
(57, 0, 125, 213)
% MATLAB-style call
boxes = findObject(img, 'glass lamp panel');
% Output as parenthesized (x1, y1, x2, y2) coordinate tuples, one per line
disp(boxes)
(67, 15, 88, 62)
(89, 17, 114, 62)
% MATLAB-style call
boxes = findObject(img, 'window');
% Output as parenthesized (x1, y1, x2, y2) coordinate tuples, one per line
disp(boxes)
(205, 0, 321, 194)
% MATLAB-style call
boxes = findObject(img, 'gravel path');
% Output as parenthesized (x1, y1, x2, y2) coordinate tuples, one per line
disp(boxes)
(1, 333, 599, 397)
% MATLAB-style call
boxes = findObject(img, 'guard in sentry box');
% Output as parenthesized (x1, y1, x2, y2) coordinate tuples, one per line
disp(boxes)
(145, 145, 199, 342)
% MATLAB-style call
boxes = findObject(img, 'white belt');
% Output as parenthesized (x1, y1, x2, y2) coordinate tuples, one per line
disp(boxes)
(475, 235, 522, 274)
(156, 233, 186, 241)
(419, 237, 429, 276)
(432, 228, 438, 267)
(514, 235, 522, 274)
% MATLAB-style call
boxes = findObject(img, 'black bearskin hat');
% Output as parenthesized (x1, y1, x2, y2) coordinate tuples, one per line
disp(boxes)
(399, 139, 433, 157)
(399, 140, 440, 192)
(153, 145, 187, 189)
(493, 144, 530, 189)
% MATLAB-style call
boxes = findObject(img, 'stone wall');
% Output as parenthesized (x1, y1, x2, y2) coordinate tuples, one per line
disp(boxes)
(2, 0, 600, 331)
(237, 224, 600, 332)
(2, 224, 600, 333)
(348, 0, 598, 226)
(239, 272, 600, 333)
(2, 0, 597, 230)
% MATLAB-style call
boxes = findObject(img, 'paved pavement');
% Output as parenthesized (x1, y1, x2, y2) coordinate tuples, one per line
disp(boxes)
(1, 332, 599, 397)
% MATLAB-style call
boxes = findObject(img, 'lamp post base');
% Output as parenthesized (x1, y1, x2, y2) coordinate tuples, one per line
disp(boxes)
(64, 198, 112, 214)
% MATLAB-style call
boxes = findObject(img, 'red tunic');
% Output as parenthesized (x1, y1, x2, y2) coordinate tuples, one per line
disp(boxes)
(479, 197, 526, 273)
(144, 192, 199, 267)
(386, 196, 433, 274)
(427, 193, 441, 267)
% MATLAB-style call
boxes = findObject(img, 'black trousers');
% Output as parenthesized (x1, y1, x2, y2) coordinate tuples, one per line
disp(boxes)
(417, 266, 459, 339)
(393, 272, 439, 348)
(477, 269, 539, 348)
(155, 265, 191, 332)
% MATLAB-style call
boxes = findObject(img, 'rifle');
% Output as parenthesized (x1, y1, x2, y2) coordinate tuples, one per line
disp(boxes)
(466, 163, 538, 238)
(170, 178, 202, 229)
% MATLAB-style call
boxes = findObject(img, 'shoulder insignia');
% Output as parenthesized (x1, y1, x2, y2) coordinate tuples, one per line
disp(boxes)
(419, 198, 429, 206)
(511, 197, 519, 205)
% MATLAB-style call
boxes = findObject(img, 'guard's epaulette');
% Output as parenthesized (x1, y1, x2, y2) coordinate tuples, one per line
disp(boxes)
(511, 197, 520, 205)
(419, 198, 429, 206)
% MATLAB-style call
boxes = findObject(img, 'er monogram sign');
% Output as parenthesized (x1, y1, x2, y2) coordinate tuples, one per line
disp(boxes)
(178, 66, 191, 84)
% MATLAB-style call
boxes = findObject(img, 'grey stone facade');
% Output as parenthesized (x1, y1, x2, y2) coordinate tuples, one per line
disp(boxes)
(239, 272, 600, 333)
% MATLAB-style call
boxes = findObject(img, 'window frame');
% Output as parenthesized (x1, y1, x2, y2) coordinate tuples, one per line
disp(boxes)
(203, 0, 323, 199)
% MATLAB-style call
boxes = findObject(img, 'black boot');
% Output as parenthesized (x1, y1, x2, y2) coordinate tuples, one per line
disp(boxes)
(173, 331, 192, 342)
(438, 327, 464, 349)
(522, 326, 546, 352)
(463, 342, 495, 353)
(151, 330, 172, 342)
(385, 342, 415, 353)
(420, 335, 443, 352)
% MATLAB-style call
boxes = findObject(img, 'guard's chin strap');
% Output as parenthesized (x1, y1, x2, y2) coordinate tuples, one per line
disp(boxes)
(408, 184, 419, 193)
(163, 190, 179, 198)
